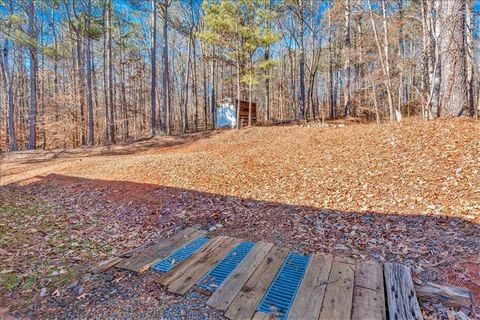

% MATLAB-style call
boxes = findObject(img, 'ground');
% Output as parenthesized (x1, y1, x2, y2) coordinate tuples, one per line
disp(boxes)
(0, 118, 479, 319)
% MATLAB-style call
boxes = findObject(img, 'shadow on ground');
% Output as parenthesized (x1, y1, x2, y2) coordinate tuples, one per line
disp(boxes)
(1, 173, 479, 317)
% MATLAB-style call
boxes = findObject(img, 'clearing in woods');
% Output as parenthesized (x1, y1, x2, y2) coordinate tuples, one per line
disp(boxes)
(1, 118, 479, 318)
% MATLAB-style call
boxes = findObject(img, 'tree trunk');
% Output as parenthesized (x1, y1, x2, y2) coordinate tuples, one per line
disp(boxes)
(236, 56, 241, 129)
(210, 46, 215, 130)
(27, 0, 38, 149)
(2, 37, 17, 151)
(439, 0, 467, 116)
(161, 0, 170, 135)
(465, 0, 475, 116)
(431, 0, 441, 117)
(368, 0, 395, 121)
(102, 1, 110, 143)
(192, 32, 199, 131)
(150, 0, 157, 136)
(248, 56, 253, 126)
(108, 0, 115, 143)
(86, 0, 94, 146)
(328, 4, 335, 119)
(343, 0, 351, 118)
(298, 0, 306, 120)
(202, 44, 208, 131)
(183, 33, 191, 133)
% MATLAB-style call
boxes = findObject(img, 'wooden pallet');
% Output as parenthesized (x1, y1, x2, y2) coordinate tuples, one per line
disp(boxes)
(92, 226, 472, 320)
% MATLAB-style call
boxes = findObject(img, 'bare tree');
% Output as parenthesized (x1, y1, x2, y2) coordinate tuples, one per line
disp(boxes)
(86, 0, 94, 145)
(1, 0, 17, 150)
(161, 0, 171, 135)
(343, 0, 351, 117)
(108, 0, 115, 143)
(150, 0, 157, 136)
(465, 0, 475, 116)
(368, 0, 395, 121)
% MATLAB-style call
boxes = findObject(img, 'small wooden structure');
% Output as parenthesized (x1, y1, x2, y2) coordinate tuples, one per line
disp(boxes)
(217, 98, 257, 128)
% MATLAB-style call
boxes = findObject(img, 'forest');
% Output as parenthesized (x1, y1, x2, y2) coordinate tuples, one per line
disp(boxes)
(1, 1, 480, 318)
(0, 0, 478, 151)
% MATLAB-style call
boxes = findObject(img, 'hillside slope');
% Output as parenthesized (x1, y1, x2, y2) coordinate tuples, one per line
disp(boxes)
(2, 118, 479, 217)
(1, 118, 479, 317)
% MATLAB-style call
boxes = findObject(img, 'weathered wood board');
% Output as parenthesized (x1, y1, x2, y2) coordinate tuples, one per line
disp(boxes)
(318, 260, 356, 320)
(415, 282, 472, 309)
(225, 246, 289, 320)
(351, 259, 386, 320)
(384, 263, 423, 320)
(116, 227, 206, 273)
(333, 255, 356, 265)
(167, 236, 241, 294)
(287, 254, 333, 320)
(90, 257, 124, 274)
(251, 311, 277, 320)
(158, 236, 229, 286)
(207, 241, 274, 311)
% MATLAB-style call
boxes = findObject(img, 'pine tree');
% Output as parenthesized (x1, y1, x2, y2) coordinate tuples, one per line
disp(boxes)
(199, 0, 278, 128)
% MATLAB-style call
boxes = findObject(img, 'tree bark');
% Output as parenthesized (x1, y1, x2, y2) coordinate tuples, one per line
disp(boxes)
(108, 0, 115, 143)
(368, 0, 395, 121)
(210, 45, 216, 130)
(343, 0, 351, 118)
(183, 33, 191, 133)
(2, 36, 17, 151)
(150, 0, 157, 136)
(328, 4, 335, 119)
(236, 56, 241, 129)
(102, 1, 110, 143)
(27, 0, 38, 149)
(438, 0, 467, 116)
(161, 0, 170, 135)
(86, 0, 94, 146)
(465, 0, 475, 116)
(248, 56, 253, 126)
(298, 0, 306, 120)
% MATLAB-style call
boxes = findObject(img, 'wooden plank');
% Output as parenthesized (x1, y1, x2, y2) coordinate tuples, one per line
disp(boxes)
(120, 241, 154, 258)
(225, 247, 290, 320)
(167, 236, 242, 294)
(318, 261, 355, 320)
(116, 227, 206, 273)
(287, 254, 333, 320)
(207, 241, 273, 311)
(334, 255, 356, 265)
(252, 311, 277, 320)
(90, 257, 124, 274)
(415, 282, 472, 309)
(351, 260, 386, 320)
(384, 263, 423, 320)
(158, 236, 229, 286)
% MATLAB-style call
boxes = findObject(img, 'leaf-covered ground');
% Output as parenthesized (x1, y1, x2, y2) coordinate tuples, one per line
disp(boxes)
(1, 118, 479, 319)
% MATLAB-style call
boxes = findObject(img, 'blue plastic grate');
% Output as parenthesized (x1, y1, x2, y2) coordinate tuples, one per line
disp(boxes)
(256, 251, 310, 319)
(151, 236, 210, 273)
(197, 241, 255, 292)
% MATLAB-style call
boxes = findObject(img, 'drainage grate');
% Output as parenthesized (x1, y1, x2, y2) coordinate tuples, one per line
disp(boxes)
(151, 236, 210, 273)
(256, 251, 310, 319)
(197, 241, 255, 293)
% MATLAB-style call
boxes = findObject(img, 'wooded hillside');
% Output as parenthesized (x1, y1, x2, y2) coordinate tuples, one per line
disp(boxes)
(0, 0, 478, 151)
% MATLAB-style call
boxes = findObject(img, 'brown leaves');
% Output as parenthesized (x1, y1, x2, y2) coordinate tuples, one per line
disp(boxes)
(1, 118, 479, 317)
